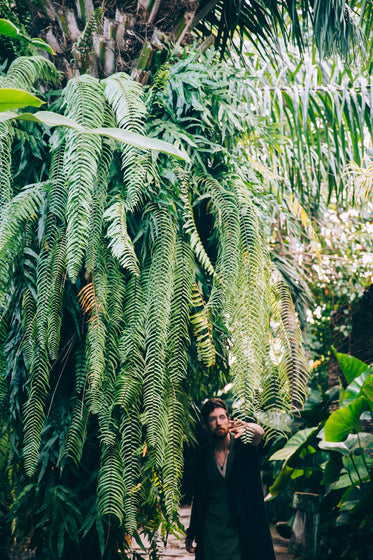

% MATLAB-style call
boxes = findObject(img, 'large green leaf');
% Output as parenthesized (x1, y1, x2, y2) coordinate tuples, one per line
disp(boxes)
(0, 18, 54, 55)
(269, 427, 320, 464)
(332, 347, 368, 384)
(341, 368, 373, 406)
(324, 397, 368, 442)
(0, 110, 189, 161)
(0, 88, 44, 112)
(363, 375, 373, 401)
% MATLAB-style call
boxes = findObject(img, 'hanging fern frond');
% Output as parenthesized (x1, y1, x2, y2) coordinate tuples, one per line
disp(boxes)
(116, 275, 145, 411)
(62, 75, 105, 282)
(0, 123, 14, 210)
(143, 203, 176, 449)
(166, 235, 194, 383)
(64, 399, 89, 466)
(104, 199, 140, 276)
(103, 73, 155, 211)
(97, 443, 125, 523)
(161, 387, 184, 517)
(23, 345, 50, 476)
(190, 282, 216, 368)
(78, 275, 107, 411)
(86, 109, 114, 274)
(36, 147, 67, 357)
(120, 403, 142, 534)
(0, 182, 45, 311)
(180, 172, 215, 277)
(46, 233, 67, 360)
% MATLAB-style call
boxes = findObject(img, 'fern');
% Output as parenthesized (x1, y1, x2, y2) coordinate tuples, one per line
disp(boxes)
(0, 182, 45, 312)
(161, 387, 184, 517)
(97, 443, 125, 523)
(143, 203, 176, 450)
(72, 8, 103, 72)
(103, 73, 156, 211)
(23, 346, 50, 476)
(120, 403, 142, 533)
(104, 199, 140, 276)
(64, 399, 89, 466)
(85, 109, 114, 274)
(62, 75, 105, 282)
(180, 171, 215, 277)
(166, 234, 194, 383)
(190, 282, 216, 368)
(0, 123, 14, 210)
(0, 55, 59, 89)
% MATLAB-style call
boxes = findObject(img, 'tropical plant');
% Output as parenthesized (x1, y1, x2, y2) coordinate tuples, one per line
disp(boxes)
(268, 349, 373, 560)
(0, 46, 308, 558)
(0, 0, 369, 80)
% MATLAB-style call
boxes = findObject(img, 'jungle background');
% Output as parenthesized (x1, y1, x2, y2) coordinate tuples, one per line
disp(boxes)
(0, 1, 373, 559)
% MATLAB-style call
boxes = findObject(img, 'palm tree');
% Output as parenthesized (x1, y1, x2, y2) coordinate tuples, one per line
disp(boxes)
(1, 0, 368, 80)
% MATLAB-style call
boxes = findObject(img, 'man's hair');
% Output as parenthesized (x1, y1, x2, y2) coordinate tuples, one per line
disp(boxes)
(201, 398, 229, 424)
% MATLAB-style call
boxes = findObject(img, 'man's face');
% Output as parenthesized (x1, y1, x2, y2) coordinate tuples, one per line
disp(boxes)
(206, 407, 230, 439)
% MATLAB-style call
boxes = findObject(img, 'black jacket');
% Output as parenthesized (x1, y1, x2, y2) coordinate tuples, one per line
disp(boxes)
(186, 439, 276, 560)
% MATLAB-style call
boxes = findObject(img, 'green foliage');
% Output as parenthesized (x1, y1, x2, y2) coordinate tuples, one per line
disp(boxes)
(268, 350, 373, 559)
(0, 49, 308, 558)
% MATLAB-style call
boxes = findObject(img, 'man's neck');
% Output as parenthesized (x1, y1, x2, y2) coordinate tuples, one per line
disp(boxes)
(213, 433, 230, 451)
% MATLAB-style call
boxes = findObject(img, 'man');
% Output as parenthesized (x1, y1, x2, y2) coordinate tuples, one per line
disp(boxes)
(185, 398, 276, 560)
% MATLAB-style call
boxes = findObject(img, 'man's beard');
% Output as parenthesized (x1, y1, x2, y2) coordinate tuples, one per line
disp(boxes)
(212, 427, 229, 440)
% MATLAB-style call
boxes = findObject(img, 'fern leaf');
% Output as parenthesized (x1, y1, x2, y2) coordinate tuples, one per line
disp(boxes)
(120, 404, 142, 534)
(97, 444, 125, 523)
(190, 282, 215, 368)
(64, 399, 89, 466)
(23, 346, 50, 476)
(0, 56, 59, 89)
(103, 73, 155, 211)
(180, 172, 215, 277)
(62, 75, 105, 282)
(161, 388, 184, 517)
(166, 235, 193, 383)
(143, 203, 176, 449)
(104, 199, 139, 276)
(0, 122, 14, 209)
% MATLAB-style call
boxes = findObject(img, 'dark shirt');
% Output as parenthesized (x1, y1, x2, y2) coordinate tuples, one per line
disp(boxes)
(187, 438, 276, 560)
(203, 437, 241, 560)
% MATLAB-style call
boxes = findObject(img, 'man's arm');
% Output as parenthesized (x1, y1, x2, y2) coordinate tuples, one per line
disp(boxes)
(229, 419, 264, 445)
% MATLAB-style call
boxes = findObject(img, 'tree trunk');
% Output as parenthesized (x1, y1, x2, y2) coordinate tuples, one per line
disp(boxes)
(24, 0, 207, 81)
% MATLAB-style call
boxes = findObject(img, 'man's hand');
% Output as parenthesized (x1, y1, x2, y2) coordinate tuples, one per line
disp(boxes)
(229, 419, 264, 446)
(185, 537, 196, 554)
